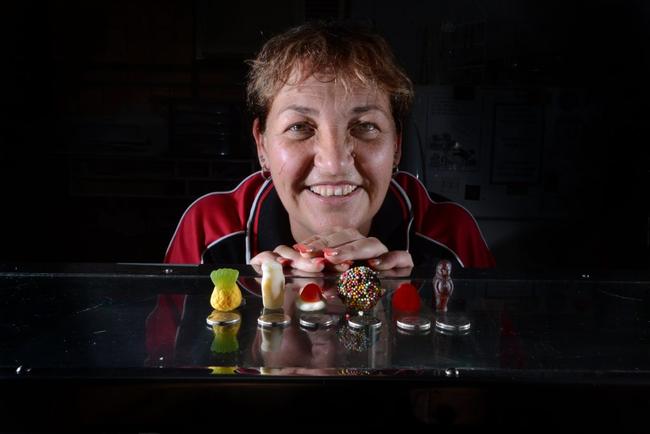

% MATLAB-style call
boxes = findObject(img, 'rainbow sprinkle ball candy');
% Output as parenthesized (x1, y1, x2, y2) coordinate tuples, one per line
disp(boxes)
(337, 266, 385, 329)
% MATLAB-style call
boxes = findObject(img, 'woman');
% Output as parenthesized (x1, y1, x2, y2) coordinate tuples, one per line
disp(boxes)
(147, 22, 494, 366)
(164, 21, 495, 271)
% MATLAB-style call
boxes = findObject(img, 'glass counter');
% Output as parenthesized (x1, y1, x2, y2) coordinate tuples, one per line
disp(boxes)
(1, 263, 649, 430)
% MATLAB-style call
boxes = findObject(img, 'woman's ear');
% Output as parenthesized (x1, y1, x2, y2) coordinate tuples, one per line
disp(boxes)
(252, 118, 267, 167)
(394, 133, 402, 168)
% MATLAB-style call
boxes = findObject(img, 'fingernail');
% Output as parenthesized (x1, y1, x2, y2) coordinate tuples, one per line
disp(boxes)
(293, 243, 313, 254)
(368, 259, 381, 266)
(323, 248, 339, 256)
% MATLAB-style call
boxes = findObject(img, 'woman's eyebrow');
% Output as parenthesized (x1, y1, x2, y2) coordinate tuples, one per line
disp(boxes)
(280, 105, 318, 115)
(351, 105, 388, 116)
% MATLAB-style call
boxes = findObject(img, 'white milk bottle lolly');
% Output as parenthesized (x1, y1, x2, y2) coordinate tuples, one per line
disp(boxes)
(261, 260, 285, 310)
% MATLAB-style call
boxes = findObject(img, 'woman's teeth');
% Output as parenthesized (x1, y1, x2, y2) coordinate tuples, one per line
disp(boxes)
(309, 185, 357, 197)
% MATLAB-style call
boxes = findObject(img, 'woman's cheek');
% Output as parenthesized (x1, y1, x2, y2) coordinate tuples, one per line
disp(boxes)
(275, 142, 312, 170)
(358, 148, 393, 175)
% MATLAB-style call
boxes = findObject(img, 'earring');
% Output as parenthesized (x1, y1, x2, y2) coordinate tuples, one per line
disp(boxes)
(259, 157, 271, 180)
(393, 147, 401, 175)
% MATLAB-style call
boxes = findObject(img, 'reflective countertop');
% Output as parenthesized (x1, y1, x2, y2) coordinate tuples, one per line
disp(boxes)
(1, 263, 649, 384)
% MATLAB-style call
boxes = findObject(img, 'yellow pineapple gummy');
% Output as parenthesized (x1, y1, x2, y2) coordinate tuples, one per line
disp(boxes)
(209, 268, 242, 311)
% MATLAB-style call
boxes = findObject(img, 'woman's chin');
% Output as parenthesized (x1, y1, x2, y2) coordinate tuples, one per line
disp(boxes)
(295, 190, 372, 235)
(309, 216, 364, 234)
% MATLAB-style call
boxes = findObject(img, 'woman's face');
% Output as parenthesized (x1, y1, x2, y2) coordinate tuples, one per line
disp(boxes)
(253, 73, 400, 242)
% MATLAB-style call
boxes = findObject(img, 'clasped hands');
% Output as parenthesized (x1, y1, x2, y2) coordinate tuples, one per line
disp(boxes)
(251, 227, 413, 273)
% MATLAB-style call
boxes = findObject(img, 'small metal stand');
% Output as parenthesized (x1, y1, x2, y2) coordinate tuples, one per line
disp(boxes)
(257, 312, 291, 328)
(347, 313, 382, 330)
(206, 311, 241, 327)
(396, 316, 432, 332)
(435, 312, 471, 334)
(299, 313, 338, 330)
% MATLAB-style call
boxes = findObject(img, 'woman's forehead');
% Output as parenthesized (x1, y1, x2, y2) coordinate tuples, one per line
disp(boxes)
(270, 74, 390, 115)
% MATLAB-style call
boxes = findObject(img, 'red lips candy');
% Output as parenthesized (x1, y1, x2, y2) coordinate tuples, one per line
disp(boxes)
(391, 282, 421, 312)
(299, 283, 323, 302)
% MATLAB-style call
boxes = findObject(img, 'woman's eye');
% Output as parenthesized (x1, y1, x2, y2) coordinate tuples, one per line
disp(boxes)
(286, 123, 314, 135)
(351, 122, 380, 136)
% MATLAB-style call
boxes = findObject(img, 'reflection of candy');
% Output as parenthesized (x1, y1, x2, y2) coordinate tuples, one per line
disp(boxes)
(391, 283, 421, 312)
(337, 325, 375, 352)
(210, 323, 240, 354)
(337, 266, 383, 312)
(260, 326, 284, 352)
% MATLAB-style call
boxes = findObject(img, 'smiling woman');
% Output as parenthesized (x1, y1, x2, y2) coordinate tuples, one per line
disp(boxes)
(252, 75, 397, 247)
(163, 21, 495, 271)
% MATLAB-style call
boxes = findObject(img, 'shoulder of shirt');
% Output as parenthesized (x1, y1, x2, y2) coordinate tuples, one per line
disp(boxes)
(393, 171, 474, 217)
(392, 171, 495, 268)
(183, 171, 267, 216)
(164, 172, 268, 263)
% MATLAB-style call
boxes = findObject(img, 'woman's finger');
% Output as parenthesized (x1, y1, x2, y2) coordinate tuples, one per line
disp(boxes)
(250, 247, 305, 270)
(274, 245, 326, 273)
(250, 251, 280, 267)
(368, 250, 414, 270)
(296, 228, 365, 254)
(330, 261, 353, 273)
(322, 236, 389, 264)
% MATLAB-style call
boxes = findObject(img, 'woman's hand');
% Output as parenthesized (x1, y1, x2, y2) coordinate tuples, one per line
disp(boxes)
(250, 246, 337, 273)
(297, 228, 414, 270)
(250, 227, 413, 273)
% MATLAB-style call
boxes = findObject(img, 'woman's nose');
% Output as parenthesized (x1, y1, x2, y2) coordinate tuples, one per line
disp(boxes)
(313, 130, 354, 174)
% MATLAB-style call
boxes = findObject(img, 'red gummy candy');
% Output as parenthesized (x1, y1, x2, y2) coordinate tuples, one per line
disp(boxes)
(392, 282, 421, 312)
(300, 283, 322, 302)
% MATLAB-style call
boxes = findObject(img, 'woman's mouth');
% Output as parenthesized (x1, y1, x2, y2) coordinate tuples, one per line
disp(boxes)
(308, 184, 358, 197)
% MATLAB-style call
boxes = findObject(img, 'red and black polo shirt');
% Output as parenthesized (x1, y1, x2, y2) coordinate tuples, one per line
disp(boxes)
(164, 171, 495, 269)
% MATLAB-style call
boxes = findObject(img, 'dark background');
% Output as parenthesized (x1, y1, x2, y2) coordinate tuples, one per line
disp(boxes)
(1, 0, 648, 270)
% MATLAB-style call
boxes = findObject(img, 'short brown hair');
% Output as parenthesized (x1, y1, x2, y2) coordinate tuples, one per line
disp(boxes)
(246, 21, 413, 131)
